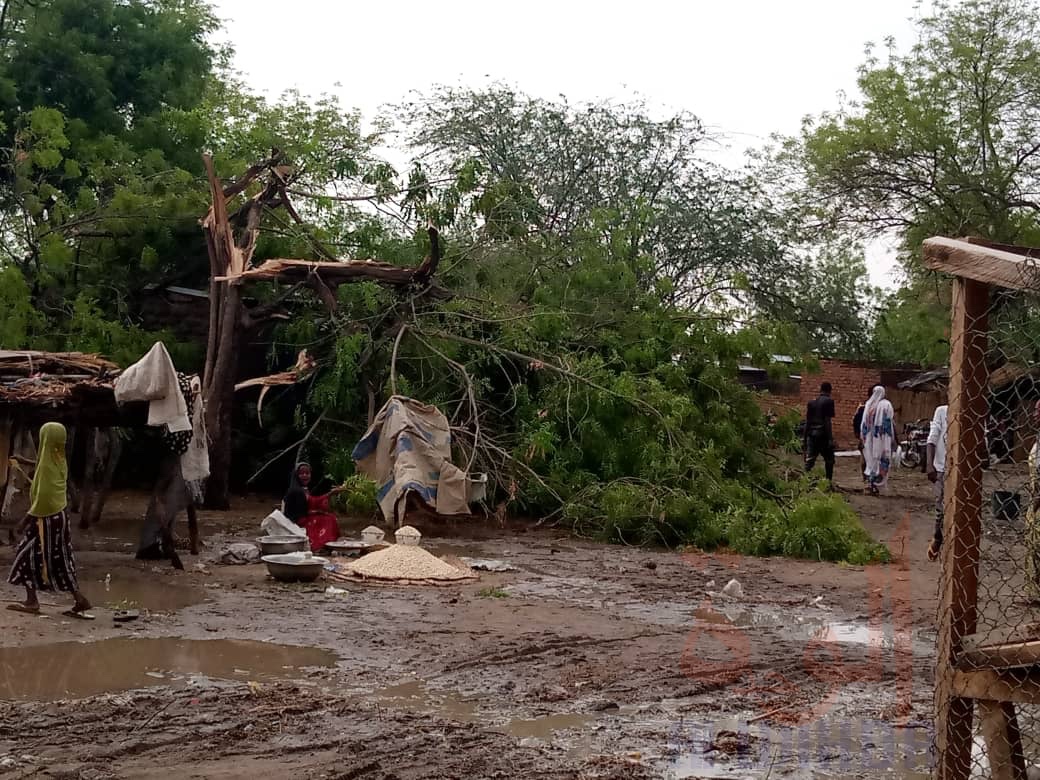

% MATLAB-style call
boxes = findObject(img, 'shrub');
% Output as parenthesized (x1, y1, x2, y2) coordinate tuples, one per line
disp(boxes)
(728, 493, 889, 564)
(564, 479, 888, 565)
(337, 474, 379, 515)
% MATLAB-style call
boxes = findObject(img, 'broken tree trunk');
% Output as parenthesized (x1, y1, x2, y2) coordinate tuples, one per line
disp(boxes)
(199, 153, 445, 509)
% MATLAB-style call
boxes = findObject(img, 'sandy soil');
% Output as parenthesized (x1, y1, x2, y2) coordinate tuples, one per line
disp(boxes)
(0, 456, 1017, 779)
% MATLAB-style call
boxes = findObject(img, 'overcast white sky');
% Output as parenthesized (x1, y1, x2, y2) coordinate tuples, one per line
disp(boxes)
(210, 0, 930, 288)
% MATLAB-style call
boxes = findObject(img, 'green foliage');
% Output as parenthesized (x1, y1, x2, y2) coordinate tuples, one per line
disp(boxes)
(0, 265, 39, 347)
(873, 283, 951, 366)
(728, 492, 890, 564)
(785, 0, 1040, 264)
(57, 294, 201, 369)
(337, 474, 379, 516)
(768, 410, 803, 454)
(477, 586, 509, 599)
(562, 477, 887, 564)
(400, 86, 872, 355)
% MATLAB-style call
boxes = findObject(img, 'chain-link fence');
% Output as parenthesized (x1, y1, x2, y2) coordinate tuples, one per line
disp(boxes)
(928, 238, 1040, 780)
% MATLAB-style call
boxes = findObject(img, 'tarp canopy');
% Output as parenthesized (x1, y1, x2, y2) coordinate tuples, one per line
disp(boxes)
(352, 396, 470, 525)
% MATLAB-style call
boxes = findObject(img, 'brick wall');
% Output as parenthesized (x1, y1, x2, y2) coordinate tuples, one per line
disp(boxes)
(754, 391, 802, 421)
(799, 360, 924, 449)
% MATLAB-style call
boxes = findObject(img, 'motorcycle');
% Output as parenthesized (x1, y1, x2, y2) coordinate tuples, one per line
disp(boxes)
(899, 419, 930, 470)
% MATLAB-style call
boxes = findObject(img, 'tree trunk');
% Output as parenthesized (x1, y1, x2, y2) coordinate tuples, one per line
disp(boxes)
(201, 278, 243, 509)
(198, 151, 444, 509)
(200, 153, 245, 510)
(203, 338, 238, 509)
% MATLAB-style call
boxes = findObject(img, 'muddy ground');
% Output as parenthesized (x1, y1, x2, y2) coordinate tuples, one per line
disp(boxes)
(0, 455, 1027, 779)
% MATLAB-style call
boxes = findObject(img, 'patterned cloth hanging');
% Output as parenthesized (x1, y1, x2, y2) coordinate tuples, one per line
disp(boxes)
(160, 373, 194, 456)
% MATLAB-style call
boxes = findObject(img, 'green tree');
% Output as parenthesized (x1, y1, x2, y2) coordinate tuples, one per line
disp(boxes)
(0, 0, 219, 354)
(400, 88, 794, 308)
(873, 283, 951, 366)
(773, 0, 1040, 365)
(787, 0, 1040, 257)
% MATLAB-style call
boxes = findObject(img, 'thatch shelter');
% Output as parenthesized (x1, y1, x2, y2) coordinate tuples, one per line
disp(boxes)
(0, 351, 145, 528)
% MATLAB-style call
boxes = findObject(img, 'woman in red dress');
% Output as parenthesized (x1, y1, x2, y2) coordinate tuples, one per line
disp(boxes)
(283, 463, 342, 552)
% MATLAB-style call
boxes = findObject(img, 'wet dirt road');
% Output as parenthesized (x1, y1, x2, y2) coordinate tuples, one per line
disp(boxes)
(0, 459, 957, 778)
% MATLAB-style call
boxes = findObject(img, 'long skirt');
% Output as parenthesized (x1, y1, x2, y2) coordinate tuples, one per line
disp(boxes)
(8, 511, 79, 592)
(301, 512, 340, 552)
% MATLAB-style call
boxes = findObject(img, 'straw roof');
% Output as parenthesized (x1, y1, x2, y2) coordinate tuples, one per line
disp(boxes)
(0, 351, 122, 420)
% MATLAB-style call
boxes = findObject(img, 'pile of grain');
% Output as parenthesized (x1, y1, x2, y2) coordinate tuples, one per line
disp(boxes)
(343, 544, 476, 585)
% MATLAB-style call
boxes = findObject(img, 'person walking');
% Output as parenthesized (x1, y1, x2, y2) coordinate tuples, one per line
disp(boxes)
(861, 385, 896, 496)
(926, 401, 948, 561)
(853, 390, 871, 486)
(804, 382, 836, 483)
(7, 422, 93, 619)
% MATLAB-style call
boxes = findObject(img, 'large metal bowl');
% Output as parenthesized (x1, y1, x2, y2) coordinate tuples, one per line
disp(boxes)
(257, 535, 309, 556)
(261, 554, 328, 583)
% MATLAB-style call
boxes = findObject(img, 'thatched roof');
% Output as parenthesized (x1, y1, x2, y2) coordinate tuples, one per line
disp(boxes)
(0, 351, 122, 422)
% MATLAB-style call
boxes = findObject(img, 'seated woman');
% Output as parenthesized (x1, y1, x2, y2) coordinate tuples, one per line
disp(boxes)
(283, 462, 342, 552)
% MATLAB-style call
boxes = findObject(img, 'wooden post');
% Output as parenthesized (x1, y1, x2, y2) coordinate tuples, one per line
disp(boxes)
(936, 277, 990, 780)
(81, 428, 121, 527)
(978, 700, 1027, 780)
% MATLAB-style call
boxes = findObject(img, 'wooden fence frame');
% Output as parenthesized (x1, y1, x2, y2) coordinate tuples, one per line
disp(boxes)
(925, 237, 1040, 780)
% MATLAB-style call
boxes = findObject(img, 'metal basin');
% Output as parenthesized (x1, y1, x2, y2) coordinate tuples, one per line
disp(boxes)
(257, 535, 309, 556)
(261, 554, 328, 583)
(323, 540, 389, 556)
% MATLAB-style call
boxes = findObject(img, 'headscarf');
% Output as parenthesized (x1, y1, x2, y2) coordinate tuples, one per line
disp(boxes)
(29, 422, 68, 518)
(283, 462, 310, 523)
(861, 386, 886, 437)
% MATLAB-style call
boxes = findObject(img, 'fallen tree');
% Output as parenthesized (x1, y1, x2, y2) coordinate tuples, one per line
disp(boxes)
(199, 152, 443, 508)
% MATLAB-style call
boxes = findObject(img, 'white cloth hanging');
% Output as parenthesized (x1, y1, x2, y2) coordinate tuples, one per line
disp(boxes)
(114, 342, 191, 432)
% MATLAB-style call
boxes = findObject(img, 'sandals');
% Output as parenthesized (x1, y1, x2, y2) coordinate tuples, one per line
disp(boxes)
(8, 602, 97, 619)
(6, 603, 40, 615)
(62, 609, 96, 621)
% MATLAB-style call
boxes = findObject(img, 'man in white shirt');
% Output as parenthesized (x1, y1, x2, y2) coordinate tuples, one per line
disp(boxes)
(926, 403, 948, 561)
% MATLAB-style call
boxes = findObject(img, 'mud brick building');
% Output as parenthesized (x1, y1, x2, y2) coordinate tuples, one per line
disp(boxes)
(808, 361, 923, 447)
(747, 358, 924, 449)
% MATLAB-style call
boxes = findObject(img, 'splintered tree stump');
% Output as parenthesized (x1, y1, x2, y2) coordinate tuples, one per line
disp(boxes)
(199, 151, 445, 509)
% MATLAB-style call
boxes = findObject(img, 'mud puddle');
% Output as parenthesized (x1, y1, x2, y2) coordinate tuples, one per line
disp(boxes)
(693, 605, 928, 652)
(509, 576, 928, 652)
(498, 713, 594, 740)
(371, 679, 596, 741)
(0, 638, 337, 700)
(373, 680, 477, 722)
(76, 519, 218, 553)
(79, 572, 206, 612)
(662, 717, 933, 779)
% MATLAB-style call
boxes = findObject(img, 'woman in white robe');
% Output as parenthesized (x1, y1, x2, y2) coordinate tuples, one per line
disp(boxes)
(861, 385, 896, 496)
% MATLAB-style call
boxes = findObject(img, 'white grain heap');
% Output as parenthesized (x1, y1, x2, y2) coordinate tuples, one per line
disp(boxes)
(344, 543, 475, 583)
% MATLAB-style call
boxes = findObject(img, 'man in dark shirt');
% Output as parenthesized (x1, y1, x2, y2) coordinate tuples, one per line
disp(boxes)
(804, 382, 836, 482)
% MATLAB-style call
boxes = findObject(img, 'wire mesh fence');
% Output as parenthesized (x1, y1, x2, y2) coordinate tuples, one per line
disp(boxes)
(932, 250, 1040, 780)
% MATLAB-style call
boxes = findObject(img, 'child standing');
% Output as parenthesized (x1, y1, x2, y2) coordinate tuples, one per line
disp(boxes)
(7, 422, 93, 619)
